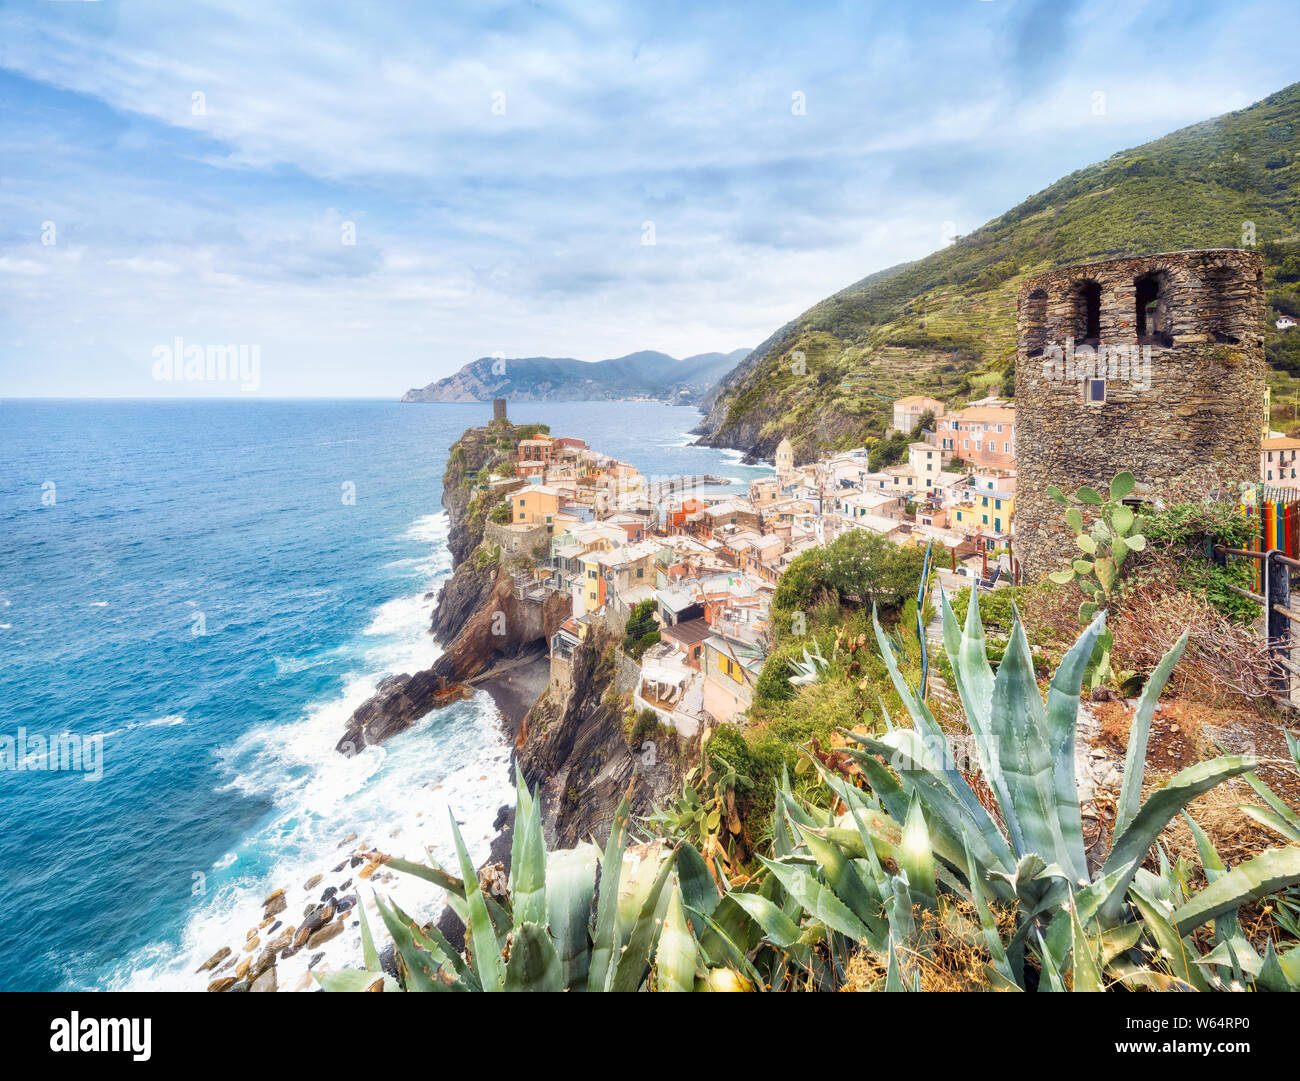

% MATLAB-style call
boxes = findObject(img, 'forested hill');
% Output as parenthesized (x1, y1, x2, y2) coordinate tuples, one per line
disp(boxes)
(696, 81, 1300, 462)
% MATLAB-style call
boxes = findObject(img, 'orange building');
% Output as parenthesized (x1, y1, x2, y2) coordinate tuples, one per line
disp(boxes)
(936, 405, 1015, 470)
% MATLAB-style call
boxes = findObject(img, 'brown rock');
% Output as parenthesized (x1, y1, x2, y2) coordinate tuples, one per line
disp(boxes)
(250, 967, 277, 992)
(306, 918, 345, 950)
(303, 874, 322, 890)
(206, 976, 238, 992)
(235, 957, 252, 980)
(243, 936, 260, 952)
(263, 892, 287, 919)
(196, 946, 231, 973)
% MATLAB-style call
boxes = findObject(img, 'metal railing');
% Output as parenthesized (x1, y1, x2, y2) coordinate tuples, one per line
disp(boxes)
(1212, 544, 1300, 703)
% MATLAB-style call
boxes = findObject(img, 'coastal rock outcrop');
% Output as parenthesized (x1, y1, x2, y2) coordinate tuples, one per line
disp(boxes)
(516, 625, 685, 849)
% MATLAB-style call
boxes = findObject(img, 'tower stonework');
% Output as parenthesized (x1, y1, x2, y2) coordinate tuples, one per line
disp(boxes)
(1014, 249, 1265, 579)
(493, 398, 508, 424)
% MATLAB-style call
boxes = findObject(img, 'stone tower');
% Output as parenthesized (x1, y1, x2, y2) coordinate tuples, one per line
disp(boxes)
(1014, 248, 1265, 578)
(493, 398, 508, 425)
(774, 437, 794, 476)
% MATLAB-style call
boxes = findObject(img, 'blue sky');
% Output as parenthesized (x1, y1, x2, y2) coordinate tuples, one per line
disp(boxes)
(1, 0, 1298, 397)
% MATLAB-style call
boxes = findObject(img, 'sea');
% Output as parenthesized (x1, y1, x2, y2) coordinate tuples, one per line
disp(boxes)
(0, 398, 772, 991)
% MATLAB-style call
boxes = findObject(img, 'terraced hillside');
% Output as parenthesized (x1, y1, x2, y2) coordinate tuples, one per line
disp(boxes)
(697, 81, 1300, 462)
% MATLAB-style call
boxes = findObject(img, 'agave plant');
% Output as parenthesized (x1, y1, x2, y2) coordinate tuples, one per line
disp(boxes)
(736, 591, 1300, 990)
(315, 770, 755, 991)
(788, 639, 831, 686)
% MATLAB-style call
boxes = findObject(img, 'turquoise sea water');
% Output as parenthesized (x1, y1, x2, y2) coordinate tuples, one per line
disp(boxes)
(0, 398, 769, 990)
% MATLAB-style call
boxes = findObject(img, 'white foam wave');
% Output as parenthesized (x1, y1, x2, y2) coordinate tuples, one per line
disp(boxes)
(99, 508, 511, 992)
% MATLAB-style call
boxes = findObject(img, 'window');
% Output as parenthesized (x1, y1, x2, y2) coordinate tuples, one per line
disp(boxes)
(1024, 288, 1048, 357)
(1135, 271, 1171, 345)
(1073, 279, 1102, 343)
(1088, 378, 1106, 404)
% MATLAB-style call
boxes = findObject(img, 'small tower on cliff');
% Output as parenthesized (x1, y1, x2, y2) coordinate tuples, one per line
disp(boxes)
(1014, 248, 1265, 578)
(774, 437, 794, 477)
(493, 398, 508, 425)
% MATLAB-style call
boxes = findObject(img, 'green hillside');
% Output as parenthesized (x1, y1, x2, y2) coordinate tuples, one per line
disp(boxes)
(697, 81, 1300, 462)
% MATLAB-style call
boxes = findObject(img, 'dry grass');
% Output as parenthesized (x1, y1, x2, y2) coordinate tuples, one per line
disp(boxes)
(840, 899, 1018, 992)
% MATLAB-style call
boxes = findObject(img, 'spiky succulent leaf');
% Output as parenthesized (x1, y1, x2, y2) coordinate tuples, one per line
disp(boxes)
(503, 922, 564, 992)
(655, 885, 699, 991)
(1171, 846, 1300, 936)
(545, 841, 598, 990)
(1115, 631, 1189, 836)
(1110, 471, 1136, 501)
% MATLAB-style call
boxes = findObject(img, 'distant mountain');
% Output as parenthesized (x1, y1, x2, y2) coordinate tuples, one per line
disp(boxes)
(696, 81, 1300, 462)
(401, 348, 750, 405)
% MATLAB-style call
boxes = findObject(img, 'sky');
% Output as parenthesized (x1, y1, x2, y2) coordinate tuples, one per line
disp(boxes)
(1, 0, 1298, 398)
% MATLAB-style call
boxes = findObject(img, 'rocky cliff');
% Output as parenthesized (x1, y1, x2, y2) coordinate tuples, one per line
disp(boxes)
(337, 419, 559, 753)
(515, 625, 685, 849)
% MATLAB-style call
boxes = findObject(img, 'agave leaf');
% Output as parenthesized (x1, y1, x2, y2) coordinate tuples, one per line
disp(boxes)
(655, 884, 699, 991)
(1129, 887, 1209, 991)
(1239, 803, 1300, 843)
(1043, 611, 1106, 883)
(503, 922, 564, 992)
(374, 895, 464, 992)
(1115, 631, 1189, 837)
(1068, 897, 1104, 992)
(388, 894, 475, 983)
(883, 938, 906, 992)
(1257, 939, 1300, 992)
(687, 901, 767, 989)
(610, 845, 679, 992)
(728, 890, 804, 949)
(964, 837, 1015, 985)
(386, 854, 463, 897)
(510, 773, 548, 927)
(898, 792, 937, 905)
(588, 797, 631, 992)
(846, 732, 1011, 879)
(449, 810, 505, 991)
(1100, 756, 1256, 922)
(799, 826, 888, 943)
(313, 968, 400, 993)
(357, 894, 380, 973)
(989, 616, 1076, 874)
(759, 856, 872, 941)
(1171, 846, 1300, 936)
(674, 840, 720, 917)
(545, 841, 599, 990)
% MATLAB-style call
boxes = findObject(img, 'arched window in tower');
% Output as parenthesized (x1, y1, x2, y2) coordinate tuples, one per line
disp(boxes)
(1070, 280, 1101, 345)
(1134, 271, 1172, 347)
(1023, 289, 1048, 357)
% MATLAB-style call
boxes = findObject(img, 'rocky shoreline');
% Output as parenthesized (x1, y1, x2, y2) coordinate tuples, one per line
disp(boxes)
(195, 416, 687, 990)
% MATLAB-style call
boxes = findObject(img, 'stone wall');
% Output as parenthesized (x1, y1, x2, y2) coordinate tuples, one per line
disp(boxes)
(1014, 249, 1265, 578)
(484, 520, 551, 560)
